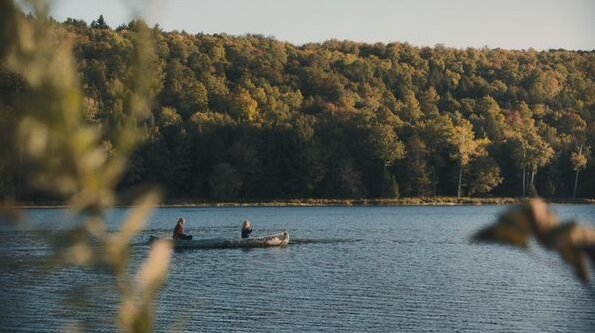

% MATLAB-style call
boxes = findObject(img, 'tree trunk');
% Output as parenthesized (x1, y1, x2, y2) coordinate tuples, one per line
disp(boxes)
(457, 161, 463, 199)
(522, 164, 526, 198)
(573, 169, 580, 199)
(572, 145, 583, 199)
(381, 161, 386, 197)
(432, 167, 437, 197)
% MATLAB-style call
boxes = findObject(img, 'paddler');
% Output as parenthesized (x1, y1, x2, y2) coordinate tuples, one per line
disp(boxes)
(173, 217, 192, 240)
(241, 220, 253, 238)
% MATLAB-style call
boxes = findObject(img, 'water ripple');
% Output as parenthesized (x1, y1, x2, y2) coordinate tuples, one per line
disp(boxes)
(1, 205, 595, 332)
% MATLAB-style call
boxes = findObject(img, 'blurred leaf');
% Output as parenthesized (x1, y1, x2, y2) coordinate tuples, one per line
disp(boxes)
(473, 203, 533, 248)
(137, 239, 172, 295)
(474, 200, 595, 283)
(473, 224, 530, 248)
(106, 190, 161, 273)
(1, 2, 166, 330)
(119, 239, 172, 333)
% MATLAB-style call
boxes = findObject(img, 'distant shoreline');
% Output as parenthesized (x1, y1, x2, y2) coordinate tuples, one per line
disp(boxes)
(13, 197, 595, 209)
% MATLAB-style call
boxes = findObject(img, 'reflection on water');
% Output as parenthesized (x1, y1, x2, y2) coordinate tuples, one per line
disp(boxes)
(1, 205, 595, 332)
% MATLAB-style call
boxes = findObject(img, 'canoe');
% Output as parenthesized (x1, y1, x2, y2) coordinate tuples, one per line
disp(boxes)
(149, 231, 290, 249)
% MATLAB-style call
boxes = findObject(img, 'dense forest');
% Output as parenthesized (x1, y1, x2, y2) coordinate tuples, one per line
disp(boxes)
(1, 16, 594, 201)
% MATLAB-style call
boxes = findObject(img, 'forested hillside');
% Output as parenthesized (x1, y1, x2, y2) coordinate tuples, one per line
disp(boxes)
(2, 17, 594, 200)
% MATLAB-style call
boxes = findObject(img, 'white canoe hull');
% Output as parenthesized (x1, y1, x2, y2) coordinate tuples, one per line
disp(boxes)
(150, 231, 290, 249)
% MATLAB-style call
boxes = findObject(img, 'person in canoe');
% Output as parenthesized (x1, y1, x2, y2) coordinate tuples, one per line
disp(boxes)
(173, 217, 192, 240)
(241, 220, 253, 238)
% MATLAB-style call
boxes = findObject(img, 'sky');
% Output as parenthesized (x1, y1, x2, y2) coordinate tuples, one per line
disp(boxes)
(47, 0, 595, 50)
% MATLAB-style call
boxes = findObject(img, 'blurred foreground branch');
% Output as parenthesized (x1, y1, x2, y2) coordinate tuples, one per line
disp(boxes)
(474, 199, 595, 283)
(0, 1, 171, 332)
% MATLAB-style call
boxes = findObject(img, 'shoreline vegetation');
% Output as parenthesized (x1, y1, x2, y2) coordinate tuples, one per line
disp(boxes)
(2, 16, 595, 203)
(15, 197, 595, 208)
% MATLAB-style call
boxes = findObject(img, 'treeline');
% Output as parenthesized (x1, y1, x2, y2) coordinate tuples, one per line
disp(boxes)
(1, 16, 594, 200)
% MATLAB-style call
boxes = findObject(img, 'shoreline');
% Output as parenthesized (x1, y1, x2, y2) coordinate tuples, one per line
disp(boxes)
(12, 197, 595, 209)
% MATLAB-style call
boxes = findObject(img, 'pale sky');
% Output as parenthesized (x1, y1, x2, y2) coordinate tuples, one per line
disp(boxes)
(47, 0, 595, 50)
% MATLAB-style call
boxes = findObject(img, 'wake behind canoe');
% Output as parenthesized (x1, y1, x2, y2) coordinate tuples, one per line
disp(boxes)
(149, 231, 290, 249)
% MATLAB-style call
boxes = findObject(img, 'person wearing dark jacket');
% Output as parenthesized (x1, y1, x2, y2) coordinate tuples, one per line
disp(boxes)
(241, 220, 253, 238)
(173, 217, 192, 240)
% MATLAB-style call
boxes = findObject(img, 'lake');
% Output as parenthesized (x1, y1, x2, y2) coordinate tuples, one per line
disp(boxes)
(1, 205, 595, 332)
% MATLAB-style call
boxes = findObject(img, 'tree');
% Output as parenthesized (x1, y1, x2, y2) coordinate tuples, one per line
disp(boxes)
(368, 123, 405, 197)
(418, 115, 455, 196)
(468, 156, 503, 196)
(403, 135, 432, 196)
(447, 114, 488, 198)
(420, 87, 440, 117)
(570, 145, 590, 199)
(230, 89, 259, 122)
(208, 163, 243, 200)
(90, 15, 109, 29)
(509, 129, 554, 197)
(399, 89, 423, 123)
(474, 96, 508, 143)
(506, 104, 555, 197)
(160, 59, 209, 119)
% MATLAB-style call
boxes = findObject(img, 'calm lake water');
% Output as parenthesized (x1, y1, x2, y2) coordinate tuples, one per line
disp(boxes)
(1, 205, 595, 332)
